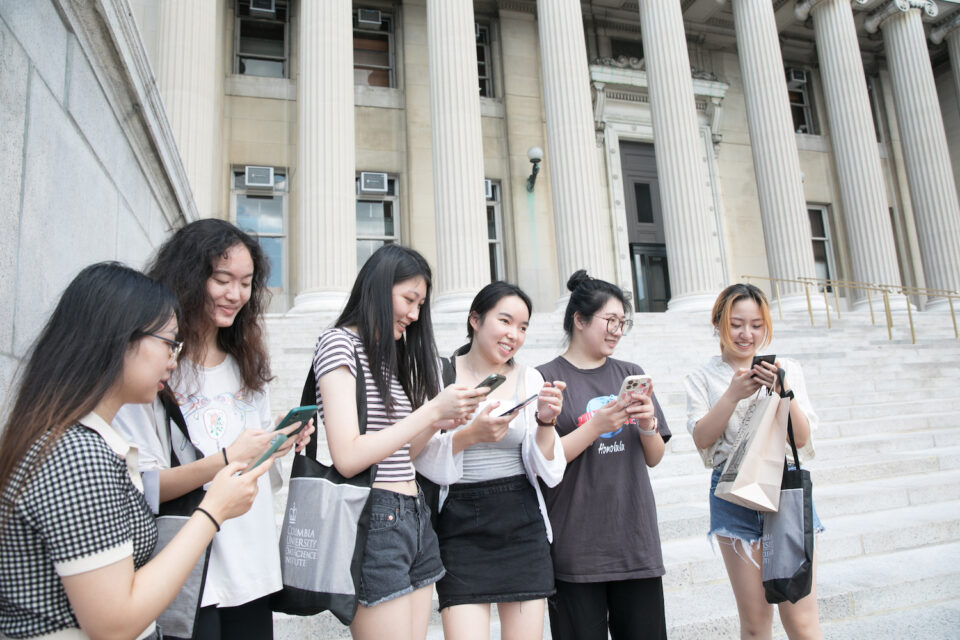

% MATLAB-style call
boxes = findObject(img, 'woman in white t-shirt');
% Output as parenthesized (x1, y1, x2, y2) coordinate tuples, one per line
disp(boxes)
(115, 220, 313, 640)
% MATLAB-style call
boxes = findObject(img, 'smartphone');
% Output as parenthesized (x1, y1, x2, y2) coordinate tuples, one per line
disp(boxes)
(752, 354, 776, 368)
(475, 374, 506, 395)
(272, 405, 317, 437)
(501, 393, 539, 416)
(244, 434, 288, 474)
(618, 375, 651, 403)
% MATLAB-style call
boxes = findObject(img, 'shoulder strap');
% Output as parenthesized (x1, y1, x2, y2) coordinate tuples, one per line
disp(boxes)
(305, 340, 368, 460)
(778, 367, 801, 469)
(440, 356, 456, 388)
(158, 391, 203, 468)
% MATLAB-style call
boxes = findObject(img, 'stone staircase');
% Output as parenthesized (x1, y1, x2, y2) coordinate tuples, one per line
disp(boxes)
(264, 307, 960, 639)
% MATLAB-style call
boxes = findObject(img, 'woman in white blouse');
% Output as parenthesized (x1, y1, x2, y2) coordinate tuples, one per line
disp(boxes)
(685, 284, 823, 640)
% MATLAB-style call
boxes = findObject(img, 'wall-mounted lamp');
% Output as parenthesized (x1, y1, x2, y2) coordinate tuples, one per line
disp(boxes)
(526, 146, 543, 192)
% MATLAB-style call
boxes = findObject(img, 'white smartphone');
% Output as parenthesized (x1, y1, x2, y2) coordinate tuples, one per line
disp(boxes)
(618, 375, 651, 403)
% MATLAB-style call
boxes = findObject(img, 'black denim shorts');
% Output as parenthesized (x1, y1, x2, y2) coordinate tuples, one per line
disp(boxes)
(357, 487, 445, 607)
(435, 475, 555, 609)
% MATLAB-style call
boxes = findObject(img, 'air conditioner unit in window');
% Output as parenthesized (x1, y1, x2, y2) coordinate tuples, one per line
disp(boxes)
(357, 8, 382, 26)
(360, 172, 389, 194)
(484, 179, 493, 200)
(249, 0, 276, 17)
(786, 67, 807, 90)
(245, 166, 274, 188)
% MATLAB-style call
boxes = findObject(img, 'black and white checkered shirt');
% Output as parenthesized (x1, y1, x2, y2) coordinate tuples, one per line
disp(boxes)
(0, 417, 158, 638)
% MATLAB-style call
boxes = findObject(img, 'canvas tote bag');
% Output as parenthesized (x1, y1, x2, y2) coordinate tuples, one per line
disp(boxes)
(762, 407, 815, 604)
(150, 392, 211, 640)
(271, 348, 375, 625)
(714, 369, 791, 512)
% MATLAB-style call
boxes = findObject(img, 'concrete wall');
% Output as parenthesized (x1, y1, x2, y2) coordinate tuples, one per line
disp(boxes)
(0, 0, 191, 407)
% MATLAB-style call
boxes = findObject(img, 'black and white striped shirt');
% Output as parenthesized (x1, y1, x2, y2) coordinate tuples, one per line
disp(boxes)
(313, 328, 416, 482)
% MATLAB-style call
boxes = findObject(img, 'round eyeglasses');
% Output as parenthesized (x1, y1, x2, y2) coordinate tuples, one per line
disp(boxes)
(146, 333, 184, 361)
(603, 316, 634, 336)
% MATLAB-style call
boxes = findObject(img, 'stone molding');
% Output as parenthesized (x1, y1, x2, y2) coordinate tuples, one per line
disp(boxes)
(865, 0, 937, 33)
(795, 0, 869, 22)
(54, 0, 197, 226)
(930, 12, 960, 44)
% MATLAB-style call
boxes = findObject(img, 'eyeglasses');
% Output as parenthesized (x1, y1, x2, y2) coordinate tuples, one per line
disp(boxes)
(146, 333, 183, 361)
(603, 316, 633, 336)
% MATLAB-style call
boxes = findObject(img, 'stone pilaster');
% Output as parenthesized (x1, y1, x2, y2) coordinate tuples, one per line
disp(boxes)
(427, 0, 489, 313)
(155, 0, 218, 217)
(796, 0, 902, 293)
(538, 0, 615, 293)
(730, 0, 817, 298)
(291, 0, 355, 312)
(868, 1, 960, 304)
(637, 0, 725, 311)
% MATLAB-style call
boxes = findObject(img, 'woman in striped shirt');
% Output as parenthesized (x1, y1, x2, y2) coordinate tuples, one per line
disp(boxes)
(311, 245, 486, 640)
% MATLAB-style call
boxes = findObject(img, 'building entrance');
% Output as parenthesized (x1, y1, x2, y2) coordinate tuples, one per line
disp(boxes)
(620, 141, 671, 312)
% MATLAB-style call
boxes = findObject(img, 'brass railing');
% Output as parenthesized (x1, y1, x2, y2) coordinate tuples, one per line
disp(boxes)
(740, 275, 959, 344)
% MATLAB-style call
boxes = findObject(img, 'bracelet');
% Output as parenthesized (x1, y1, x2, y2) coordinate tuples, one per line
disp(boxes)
(193, 507, 221, 532)
(221, 447, 229, 466)
(535, 411, 556, 427)
(638, 417, 659, 437)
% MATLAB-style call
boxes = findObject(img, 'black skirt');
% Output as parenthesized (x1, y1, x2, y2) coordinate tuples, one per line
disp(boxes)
(435, 474, 555, 609)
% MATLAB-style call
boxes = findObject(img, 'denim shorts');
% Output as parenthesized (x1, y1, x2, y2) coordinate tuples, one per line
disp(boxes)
(708, 465, 824, 545)
(357, 487, 446, 607)
(435, 475, 554, 609)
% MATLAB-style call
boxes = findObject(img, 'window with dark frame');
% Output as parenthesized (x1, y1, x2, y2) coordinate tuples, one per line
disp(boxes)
(354, 9, 395, 88)
(486, 181, 504, 281)
(787, 68, 817, 135)
(235, 0, 288, 78)
(477, 23, 493, 98)
(232, 168, 287, 289)
(356, 175, 400, 270)
(808, 206, 833, 291)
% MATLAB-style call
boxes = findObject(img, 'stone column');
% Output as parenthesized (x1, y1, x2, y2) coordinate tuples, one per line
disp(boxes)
(291, 0, 355, 312)
(538, 0, 615, 292)
(155, 0, 219, 218)
(427, 0, 489, 313)
(868, 1, 960, 304)
(931, 13, 960, 120)
(637, 0, 725, 311)
(730, 0, 817, 298)
(795, 0, 902, 293)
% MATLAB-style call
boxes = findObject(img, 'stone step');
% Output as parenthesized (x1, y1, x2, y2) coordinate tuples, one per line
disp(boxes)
(794, 599, 960, 640)
(663, 541, 960, 640)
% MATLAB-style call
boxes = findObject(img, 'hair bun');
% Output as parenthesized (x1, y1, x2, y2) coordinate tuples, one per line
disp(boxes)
(566, 269, 591, 293)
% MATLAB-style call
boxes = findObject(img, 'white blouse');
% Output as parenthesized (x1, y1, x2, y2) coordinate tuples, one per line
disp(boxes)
(684, 355, 817, 469)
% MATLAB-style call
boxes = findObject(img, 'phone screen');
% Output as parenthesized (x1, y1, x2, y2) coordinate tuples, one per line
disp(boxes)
(501, 393, 538, 416)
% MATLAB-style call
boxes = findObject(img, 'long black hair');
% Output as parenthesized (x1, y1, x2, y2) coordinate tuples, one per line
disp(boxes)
(336, 244, 439, 411)
(0, 262, 178, 517)
(453, 281, 533, 360)
(562, 269, 631, 338)
(147, 218, 272, 392)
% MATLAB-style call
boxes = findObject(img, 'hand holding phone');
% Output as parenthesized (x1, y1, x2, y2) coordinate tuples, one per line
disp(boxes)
(500, 393, 538, 416)
(475, 374, 506, 395)
(271, 405, 317, 437)
(618, 375, 651, 404)
(751, 354, 776, 368)
(244, 434, 287, 474)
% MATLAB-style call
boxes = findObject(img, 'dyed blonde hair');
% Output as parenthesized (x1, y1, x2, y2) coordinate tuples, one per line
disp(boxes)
(711, 284, 773, 354)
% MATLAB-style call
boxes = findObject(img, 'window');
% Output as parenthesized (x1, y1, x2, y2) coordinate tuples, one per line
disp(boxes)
(356, 175, 400, 270)
(787, 68, 817, 134)
(486, 181, 504, 282)
(477, 23, 493, 98)
(232, 168, 288, 289)
(808, 205, 834, 289)
(354, 9, 395, 88)
(234, 1, 288, 78)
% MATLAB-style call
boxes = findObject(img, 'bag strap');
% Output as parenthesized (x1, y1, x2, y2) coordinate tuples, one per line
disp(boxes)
(440, 356, 456, 387)
(158, 391, 204, 469)
(304, 344, 367, 460)
(777, 367, 802, 470)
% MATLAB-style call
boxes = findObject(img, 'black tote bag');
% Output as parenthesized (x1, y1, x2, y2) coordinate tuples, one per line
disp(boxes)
(150, 392, 211, 640)
(271, 349, 376, 625)
(761, 373, 815, 604)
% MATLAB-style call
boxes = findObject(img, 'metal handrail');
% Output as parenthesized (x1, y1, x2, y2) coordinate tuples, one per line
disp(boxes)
(740, 275, 959, 344)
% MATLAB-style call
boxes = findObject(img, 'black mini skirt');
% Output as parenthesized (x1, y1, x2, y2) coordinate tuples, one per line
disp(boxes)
(435, 474, 555, 609)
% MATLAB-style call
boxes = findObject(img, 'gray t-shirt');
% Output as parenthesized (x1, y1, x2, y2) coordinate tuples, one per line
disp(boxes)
(536, 356, 670, 583)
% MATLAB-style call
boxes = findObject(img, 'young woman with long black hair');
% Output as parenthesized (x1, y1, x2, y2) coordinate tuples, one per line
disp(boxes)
(536, 270, 671, 640)
(311, 244, 484, 640)
(0, 262, 266, 640)
(685, 284, 822, 639)
(414, 281, 566, 640)
(115, 219, 313, 639)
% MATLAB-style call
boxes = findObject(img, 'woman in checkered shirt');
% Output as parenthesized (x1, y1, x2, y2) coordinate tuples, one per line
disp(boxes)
(0, 262, 268, 640)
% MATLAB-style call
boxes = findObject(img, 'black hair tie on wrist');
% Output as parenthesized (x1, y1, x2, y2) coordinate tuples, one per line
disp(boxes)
(193, 507, 221, 532)
(222, 447, 228, 466)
